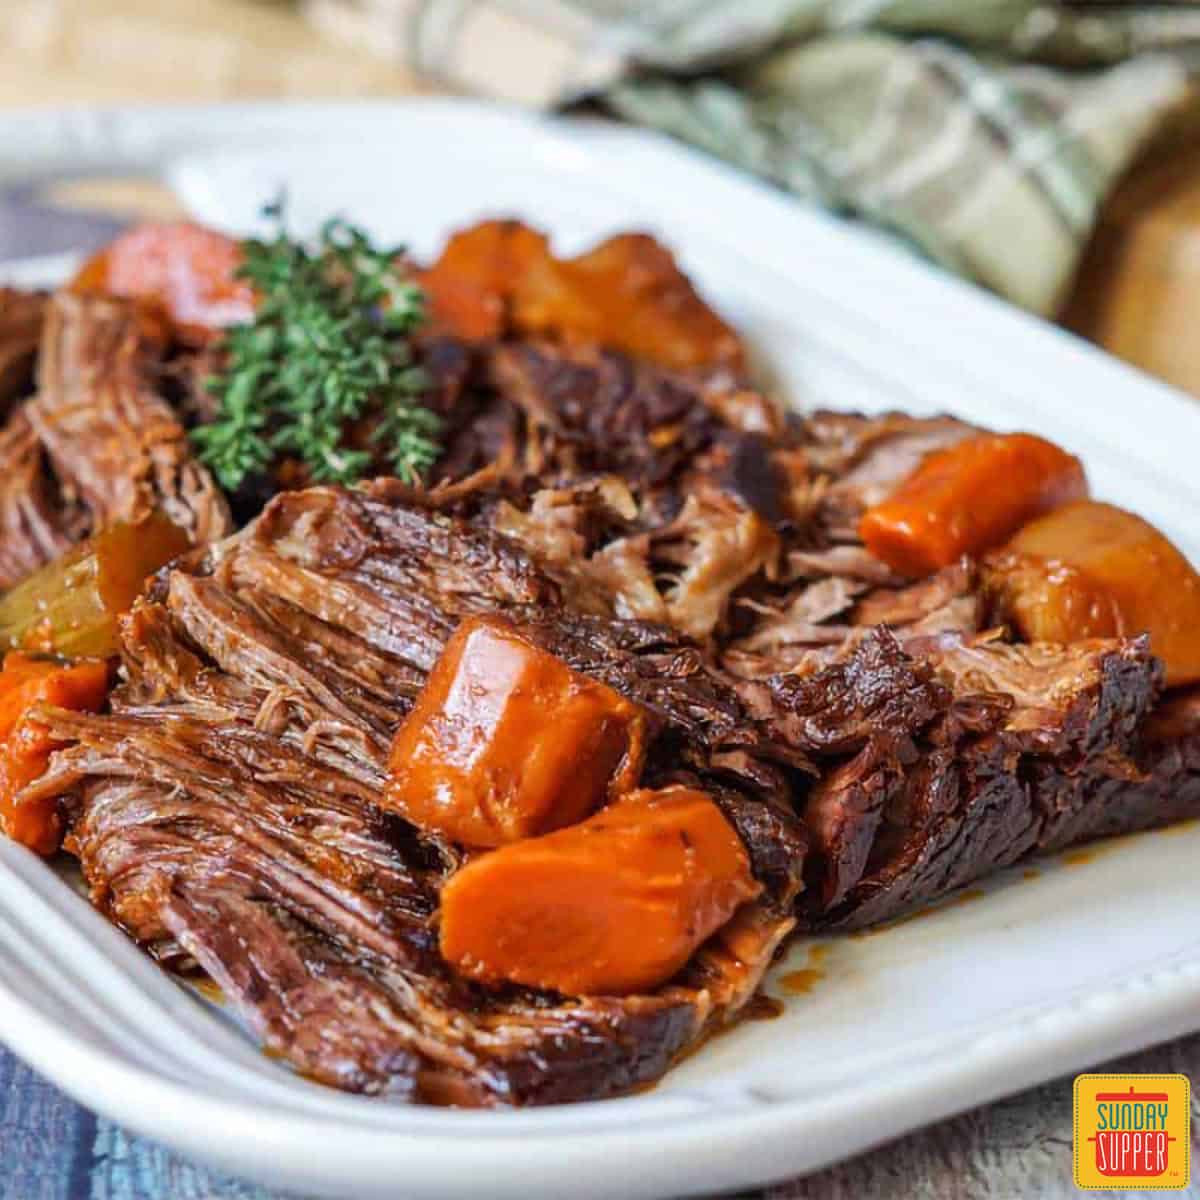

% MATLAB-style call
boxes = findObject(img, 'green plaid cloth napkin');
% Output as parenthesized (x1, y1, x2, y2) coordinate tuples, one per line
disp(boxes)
(306, 1, 1200, 314)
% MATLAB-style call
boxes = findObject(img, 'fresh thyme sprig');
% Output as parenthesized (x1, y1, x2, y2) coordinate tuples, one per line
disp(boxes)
(192, 206, 438, 491)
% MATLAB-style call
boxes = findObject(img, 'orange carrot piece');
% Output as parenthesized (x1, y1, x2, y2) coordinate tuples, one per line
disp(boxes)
(859, 433, 1088, 577)
(511, 233, 744, 371)
(418, 220, 744, 369)
(439, 785, 761, 996)
(71, 222, 253, 341)
(0, 653, 109, 854)
(385, 616, 646, 847)
(416, 220, 550, 341)
(996, 500, 1200, 687)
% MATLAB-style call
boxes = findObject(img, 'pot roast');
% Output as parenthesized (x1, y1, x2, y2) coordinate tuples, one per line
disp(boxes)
(0, 220, 1197, 1106)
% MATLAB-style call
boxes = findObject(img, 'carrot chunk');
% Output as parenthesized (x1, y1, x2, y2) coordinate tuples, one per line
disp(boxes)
(859, 433, 1088, 577)
(0, 654, 109, 855)
(71, 222, 253, 341)
(418, 220, 743, 369)
(439, 785, 761, 996)
(385, 616, 646, 847)
(991, 500, 1200, 687)
(511, 233, 744, 371)
(417, 220, 551, 341)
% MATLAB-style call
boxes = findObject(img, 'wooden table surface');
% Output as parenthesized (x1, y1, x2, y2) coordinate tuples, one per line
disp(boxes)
(1, 3, 1199, 1198)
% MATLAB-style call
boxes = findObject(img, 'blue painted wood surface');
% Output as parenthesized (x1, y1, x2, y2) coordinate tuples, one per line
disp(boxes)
(3, 1037, 1198, 1199)
(0, 1049, 300, 1199)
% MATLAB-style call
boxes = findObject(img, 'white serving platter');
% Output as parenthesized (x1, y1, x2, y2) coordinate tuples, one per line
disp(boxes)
(0, 98, 1198, 1200)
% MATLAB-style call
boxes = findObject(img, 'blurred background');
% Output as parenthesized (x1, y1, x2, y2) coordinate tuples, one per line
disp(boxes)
(0, 0, 1198, 397)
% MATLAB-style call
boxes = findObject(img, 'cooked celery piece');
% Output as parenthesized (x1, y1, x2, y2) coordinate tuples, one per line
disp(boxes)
(0, 512, 189, 658)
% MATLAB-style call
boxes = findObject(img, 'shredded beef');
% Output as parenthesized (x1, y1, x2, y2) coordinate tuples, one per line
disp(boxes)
(30, 484, 805, 1105)
(30, 293, 231, 543)
(799, 410, 977, 542)
(0, 289, 45, 411)
(0, 408, 85, 588)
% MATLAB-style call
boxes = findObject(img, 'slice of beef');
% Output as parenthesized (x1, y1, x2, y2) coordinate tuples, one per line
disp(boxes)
(718, 612, 1170, 929)
(1033, 686, 1200, 853)
(0, 407, 86, 589)
(0, 288, 45, 410)
(43, 698, 723, 1105)
(32, 482, 804, 1106)
(799, 634, 1162, 929)
(30, 293, 231, 543)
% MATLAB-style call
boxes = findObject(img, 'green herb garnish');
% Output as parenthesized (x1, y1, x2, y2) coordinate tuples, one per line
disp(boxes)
(192, 206, 439, 491)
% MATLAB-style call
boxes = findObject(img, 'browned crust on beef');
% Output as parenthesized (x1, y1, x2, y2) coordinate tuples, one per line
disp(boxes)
(807, 636, 1162, 929)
